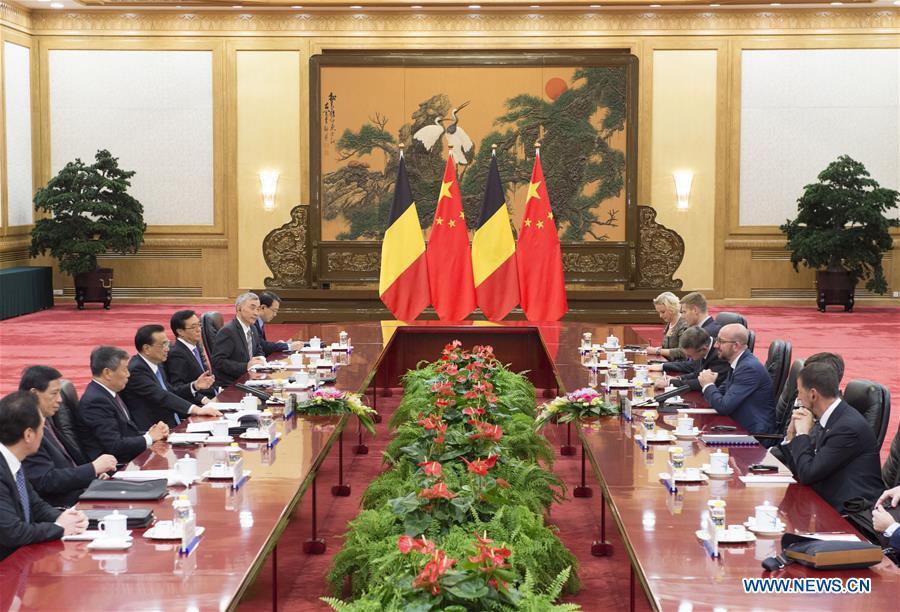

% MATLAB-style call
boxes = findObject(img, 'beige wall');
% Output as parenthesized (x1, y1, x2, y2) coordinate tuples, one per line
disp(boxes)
(236, 49, 302, 289)
(1, 8, 897, 303)
(650, 48, 718, 291)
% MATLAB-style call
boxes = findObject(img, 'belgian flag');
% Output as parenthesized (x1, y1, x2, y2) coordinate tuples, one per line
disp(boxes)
(472, 152, 519, 321)
(379, 154, 429, 321)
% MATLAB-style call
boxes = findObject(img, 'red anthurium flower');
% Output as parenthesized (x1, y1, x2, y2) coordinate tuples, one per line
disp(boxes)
(462, 407, 485, 416)
(463, 454, 498, 476)
(418, 460, 443, 477)
(419, 481, 456, 500)
(398, 535, 415, 554)
(435, 422, 448, 444)
(464, 390, 479, 400)
(469, 421, 503, 442)
(446, 364, 459, 376)
(435, 398, 449, 409)
(412, 549, 456, 595)
(495, 478, 510, 489)
(418, 415, 444, 431)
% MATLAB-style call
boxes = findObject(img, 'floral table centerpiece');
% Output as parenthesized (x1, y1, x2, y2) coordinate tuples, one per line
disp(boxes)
(297, 388, 376, 434)
(535, 387, 619, 430)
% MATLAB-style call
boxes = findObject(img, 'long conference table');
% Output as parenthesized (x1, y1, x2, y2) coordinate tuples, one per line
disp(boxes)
(1, 321, 898, 611)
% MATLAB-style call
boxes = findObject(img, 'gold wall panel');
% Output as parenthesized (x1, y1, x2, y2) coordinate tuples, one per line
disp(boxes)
(27, 9, 900, 36)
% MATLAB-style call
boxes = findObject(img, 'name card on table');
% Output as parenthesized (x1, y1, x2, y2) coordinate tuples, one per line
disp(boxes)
(265, 422, 278, 446)
(232, 457, 245, 489)
(180, 514, 197, 555)
(622, 396, 632, 422)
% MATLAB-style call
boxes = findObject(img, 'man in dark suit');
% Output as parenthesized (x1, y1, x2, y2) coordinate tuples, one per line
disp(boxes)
(19, 366, 117, 507)
(658, 292, 721, 371)
(211, 292, 267, 388)
(255, 291, 302, 356)
(167, 309, 217, 404)
(0, 392, 88, 560)
(76, 346, 170, 463)
(653, 327, 730, 392)
(698, 323, 775, 436)
(121, 325, 220, 430)
(874, 486, 900, 550)
(780, 362, 884, 511)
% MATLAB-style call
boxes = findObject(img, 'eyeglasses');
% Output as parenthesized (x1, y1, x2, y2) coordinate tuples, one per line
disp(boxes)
(184, 324, 201, 330)
(715, 338, 740, 346)
(153, 341, 171, 349)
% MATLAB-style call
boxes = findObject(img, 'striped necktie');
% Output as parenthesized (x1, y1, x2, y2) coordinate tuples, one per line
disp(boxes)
(193, 345, 207, 370)
(246, 328, 253, 358)
(15, 468, 30, 523)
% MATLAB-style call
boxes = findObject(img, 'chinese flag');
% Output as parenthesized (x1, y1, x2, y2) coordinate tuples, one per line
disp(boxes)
(426, 157, 476, 321)
(517, 152, 568, 321)
(472, 153, 519, 321)
(379, 154, 430, 321)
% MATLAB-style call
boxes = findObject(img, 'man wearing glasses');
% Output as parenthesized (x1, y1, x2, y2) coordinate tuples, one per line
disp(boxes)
(121, 325, 221, 430)
(167, 310, 218, 404)
(698, 323, 775, 437)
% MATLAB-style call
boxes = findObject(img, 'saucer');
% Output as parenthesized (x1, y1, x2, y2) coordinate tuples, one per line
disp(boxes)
(241, 430, 275, 441)
(701, 463, 735, 477)
(88, 538, 133, 550)
(144, 526, 206, 541)
(639, 432, 675, 444)
(696, 528, 756, 544)
(205, 435, 234, 444)
(659, 471, 709, 483)
(743, 518, 786, 536)
(674, 427, 701, 439)
(202, 469, 252, 480)
(608, 380, 634, 388)
(64, 530, 132, 542)
(301, 347, 323, 353)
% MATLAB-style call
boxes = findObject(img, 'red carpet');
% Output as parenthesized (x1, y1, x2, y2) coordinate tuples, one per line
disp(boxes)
(0, 303, 897, 610)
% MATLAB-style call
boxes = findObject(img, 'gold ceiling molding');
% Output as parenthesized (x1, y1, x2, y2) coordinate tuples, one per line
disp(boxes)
(0, 1, 32, 31)
(30, 8, 900, 35)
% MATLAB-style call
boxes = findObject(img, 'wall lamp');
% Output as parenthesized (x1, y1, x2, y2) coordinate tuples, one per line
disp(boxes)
(258, 170, 280, 211)
(673, 170, 693, 211)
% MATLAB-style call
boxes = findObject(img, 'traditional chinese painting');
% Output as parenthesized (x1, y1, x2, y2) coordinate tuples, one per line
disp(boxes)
(313, 52, 637, 245)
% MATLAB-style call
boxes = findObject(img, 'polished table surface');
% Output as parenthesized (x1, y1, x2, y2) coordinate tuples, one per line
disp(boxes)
(0, 323, 395, 611)
(551, 329, 900, 611)
(2, 322, 897, 611)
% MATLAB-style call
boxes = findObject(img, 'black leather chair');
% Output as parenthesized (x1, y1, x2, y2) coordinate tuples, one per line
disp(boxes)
(765, 340, 793, 401)
(773, 359, 805, 437)
(715, 311, 749, 329)
(844, 379, 892, 450)
(201, 312, 223, 357)
(883, 426, 900, 489)
(53, 379, 88, 463)
(746, 329, 756, 353)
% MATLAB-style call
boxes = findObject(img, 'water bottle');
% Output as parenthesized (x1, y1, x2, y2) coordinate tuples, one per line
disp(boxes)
(173, 494, 193, 538)
(588, 367, 598, 388)
(227, 442, 242, 467)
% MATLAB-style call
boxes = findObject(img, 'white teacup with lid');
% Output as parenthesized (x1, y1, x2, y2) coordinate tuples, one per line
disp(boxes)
(98, 510, 128, 539)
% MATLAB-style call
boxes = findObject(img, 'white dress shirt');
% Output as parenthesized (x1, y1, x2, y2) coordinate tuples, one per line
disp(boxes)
(0, 443, 22, 482)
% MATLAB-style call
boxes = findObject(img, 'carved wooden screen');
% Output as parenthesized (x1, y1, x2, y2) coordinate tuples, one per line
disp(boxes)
(264, 51, 681, 291)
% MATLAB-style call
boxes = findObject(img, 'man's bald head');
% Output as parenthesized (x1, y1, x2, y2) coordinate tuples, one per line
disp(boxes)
(718, 323, 748, 345)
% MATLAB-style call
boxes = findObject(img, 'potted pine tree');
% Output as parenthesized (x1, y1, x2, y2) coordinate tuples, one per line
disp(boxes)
(30, 150, 146, 309)
(780, 155, 899, 312)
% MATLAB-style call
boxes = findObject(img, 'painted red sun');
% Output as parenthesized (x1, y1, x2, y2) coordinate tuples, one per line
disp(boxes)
(545, 77, 568, 101)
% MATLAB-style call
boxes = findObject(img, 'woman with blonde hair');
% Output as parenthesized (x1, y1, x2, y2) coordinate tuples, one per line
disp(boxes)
(647, 292, 688, 361)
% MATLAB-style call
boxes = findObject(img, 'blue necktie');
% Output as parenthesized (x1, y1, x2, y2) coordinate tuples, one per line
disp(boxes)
(15, 468, 30, 523)
(155, 368, 180, 425)
(192, 346, 206, 369)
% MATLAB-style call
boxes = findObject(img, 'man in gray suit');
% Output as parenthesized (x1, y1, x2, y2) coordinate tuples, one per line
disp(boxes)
(211, 292, 267, 388)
